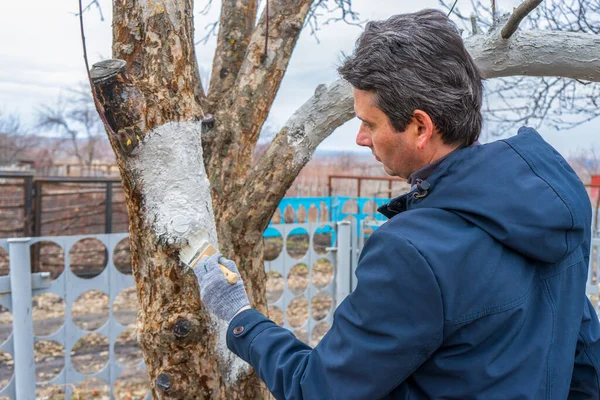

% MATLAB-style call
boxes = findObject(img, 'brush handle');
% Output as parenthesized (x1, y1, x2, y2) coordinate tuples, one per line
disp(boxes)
(199, 244, 239, 285)
(219, 264, 239, 284)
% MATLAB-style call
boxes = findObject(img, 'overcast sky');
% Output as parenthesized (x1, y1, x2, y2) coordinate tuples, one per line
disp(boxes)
(0, 0, 597, 159)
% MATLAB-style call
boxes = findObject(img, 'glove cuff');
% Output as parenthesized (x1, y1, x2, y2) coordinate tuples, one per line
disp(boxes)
(221, 284, 251, 322)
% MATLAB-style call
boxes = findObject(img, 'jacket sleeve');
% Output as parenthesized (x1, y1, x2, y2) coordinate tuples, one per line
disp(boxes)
(569, 296, 600, 399)
(227, 228, 444, 400)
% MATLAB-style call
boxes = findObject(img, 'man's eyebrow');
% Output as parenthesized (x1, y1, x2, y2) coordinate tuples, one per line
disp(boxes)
(355, 113, 374, 125)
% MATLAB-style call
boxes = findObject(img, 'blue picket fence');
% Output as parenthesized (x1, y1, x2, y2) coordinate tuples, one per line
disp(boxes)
(265, 196, 390, 239)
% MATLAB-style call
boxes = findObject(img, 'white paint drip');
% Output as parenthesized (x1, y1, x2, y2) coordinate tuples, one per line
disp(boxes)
(131, 120, 249, 383)
(216, 318, 249, 384)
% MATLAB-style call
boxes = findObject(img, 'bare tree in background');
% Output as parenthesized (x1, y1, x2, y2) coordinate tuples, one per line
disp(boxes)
(0, 112, 41, 166)
(570, 146, 600, 183)
(0, 108, 93, 170)
(37, 84, 109, 166)
(83, 0, 600, 398)
(441, 0, 600, 137)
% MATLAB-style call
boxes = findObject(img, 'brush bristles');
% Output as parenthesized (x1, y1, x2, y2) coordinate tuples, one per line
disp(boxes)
(179, 240, 216, 268)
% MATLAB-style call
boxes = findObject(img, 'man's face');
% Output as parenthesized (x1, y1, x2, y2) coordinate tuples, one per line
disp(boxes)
(353, 88, 422, 179)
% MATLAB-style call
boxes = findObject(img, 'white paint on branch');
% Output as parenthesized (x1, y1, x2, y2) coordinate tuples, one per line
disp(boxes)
(132, 120, 249, 381)
(465, 30, 600, 82)
(284, 79, 355, 169)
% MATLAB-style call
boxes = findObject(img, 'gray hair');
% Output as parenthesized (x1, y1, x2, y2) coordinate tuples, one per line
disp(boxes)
(338, 9, 483, 148)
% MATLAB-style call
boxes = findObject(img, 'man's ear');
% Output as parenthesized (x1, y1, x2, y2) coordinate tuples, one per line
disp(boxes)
(412, 110, 434, 150)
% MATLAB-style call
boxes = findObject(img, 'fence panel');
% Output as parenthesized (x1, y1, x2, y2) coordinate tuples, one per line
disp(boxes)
(0, 234, 149, 400)
(8, 238, 36, 399)
(0, 174, 33, 238)
(0, 227, 595, 399)
(0, 221, 353, 399)
(263, 222, 346, 346)
(0, 240, 15, 399)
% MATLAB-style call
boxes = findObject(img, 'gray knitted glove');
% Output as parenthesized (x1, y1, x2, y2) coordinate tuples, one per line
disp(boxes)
(193, 253, 250, 322)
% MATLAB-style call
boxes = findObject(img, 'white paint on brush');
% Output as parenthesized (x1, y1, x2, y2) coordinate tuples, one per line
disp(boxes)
(132, 120, 249, 382)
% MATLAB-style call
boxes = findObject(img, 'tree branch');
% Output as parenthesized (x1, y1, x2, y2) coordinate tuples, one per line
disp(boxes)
(304, 0, 363, 42)
(238, 26, 600, 218)
(237, 80, 354, 232)
(204, 0, 312, 201)
(75, 0, 105, 21)
(501, 0, 543, 38)
(207, 0, 259, 107)
(465, 30, 600, 82)
(225, 0, 312, 135)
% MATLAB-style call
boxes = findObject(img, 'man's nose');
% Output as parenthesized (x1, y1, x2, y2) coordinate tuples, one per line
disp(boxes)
(356, 129, 372, 148)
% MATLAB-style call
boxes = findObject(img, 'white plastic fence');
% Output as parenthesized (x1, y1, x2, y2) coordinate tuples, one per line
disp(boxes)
(0, 221, 355, 399)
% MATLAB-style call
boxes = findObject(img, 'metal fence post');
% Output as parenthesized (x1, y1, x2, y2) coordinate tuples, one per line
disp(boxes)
(335, 221, 352, 305)
(105, 182, 113, 234)
(8, 238, 36, 400)
(33, 180, 42, 237)
(23, 176, 34, 236)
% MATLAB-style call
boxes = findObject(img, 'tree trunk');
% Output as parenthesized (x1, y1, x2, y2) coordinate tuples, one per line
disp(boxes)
(99, 0, 313, 398)
(105, 0, 271, 395)
(91, 60, 269, 398)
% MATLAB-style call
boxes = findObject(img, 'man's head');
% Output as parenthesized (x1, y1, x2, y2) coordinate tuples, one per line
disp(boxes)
(338, 9, 483, 179)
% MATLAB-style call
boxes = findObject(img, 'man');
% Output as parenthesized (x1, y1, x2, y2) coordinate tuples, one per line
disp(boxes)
(195, 9, 600, 399)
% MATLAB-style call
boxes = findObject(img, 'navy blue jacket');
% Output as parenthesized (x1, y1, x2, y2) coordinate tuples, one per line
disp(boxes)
(227, 128, 600, 399)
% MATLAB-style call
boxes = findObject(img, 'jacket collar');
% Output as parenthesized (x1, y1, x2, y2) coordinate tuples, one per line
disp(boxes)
(379, 141, 480, 219)
(377, 192, 411, 218)
(377, 178, 431, 218)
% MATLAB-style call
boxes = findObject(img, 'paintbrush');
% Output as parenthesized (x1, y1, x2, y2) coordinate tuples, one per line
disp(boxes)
(180, 240, 239, 285)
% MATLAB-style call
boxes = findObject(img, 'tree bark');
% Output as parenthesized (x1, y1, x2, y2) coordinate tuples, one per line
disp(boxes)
(112, 0, 204, 126)
(207, 0, 259, 108)
(91, 60, 263, 398)
(203, 1, 313, 218)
